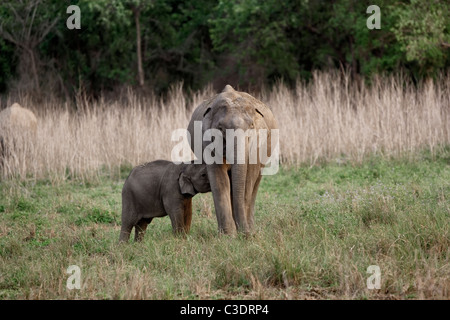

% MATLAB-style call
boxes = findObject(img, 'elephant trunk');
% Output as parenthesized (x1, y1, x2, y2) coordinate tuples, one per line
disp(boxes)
(231, 160, 248, 234)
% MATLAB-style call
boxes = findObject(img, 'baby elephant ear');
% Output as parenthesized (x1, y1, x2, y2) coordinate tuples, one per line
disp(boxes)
(179, 173, 196, 196)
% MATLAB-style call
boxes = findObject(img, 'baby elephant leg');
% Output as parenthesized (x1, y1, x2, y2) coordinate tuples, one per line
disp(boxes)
(183, 198, 193, 233)
(119, 218, 135, 243)
(169, 199, 192, 235)
(135, 218, 153, 242)
(120, 200, 140, 243)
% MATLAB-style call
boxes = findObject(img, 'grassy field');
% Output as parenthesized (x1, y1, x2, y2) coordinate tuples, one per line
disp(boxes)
(1, 72, 449, 299)
(0, 149, 448, 299)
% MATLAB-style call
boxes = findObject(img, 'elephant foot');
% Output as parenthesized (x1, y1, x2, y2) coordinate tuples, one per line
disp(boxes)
(218, 225, 237, 236)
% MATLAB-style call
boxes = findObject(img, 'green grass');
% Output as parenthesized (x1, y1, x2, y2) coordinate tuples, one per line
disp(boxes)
(0, 151, 449, 299)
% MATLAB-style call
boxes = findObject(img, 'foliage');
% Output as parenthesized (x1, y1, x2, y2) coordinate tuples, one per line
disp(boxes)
(0, 0, 449, 95)
(391, 0, 450, 75)
(0, 38, 16, 92)
(210, 0, 303, 84)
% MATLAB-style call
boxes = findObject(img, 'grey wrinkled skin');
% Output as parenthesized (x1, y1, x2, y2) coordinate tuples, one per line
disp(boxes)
(119, 160, 210, 242)
(187, 85, 278, 235)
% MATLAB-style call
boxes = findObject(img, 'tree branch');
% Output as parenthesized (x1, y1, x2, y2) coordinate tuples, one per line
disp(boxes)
(6, 2, 27, 41)
(0, 26, 25, 49)
(28, 0, 41, 41)
(36, 17, 59, 46)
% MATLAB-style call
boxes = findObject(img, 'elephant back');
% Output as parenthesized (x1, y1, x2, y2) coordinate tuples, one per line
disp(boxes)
(0, 103, 38, 133)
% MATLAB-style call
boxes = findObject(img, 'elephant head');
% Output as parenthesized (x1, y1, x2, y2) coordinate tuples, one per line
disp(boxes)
(187, 85, 278, 235)
(179, 163, 211, 196)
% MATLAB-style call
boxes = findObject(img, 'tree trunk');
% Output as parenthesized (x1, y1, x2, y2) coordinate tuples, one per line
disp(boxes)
(133, 8, 144, 87)
(28, 48, 40, 92)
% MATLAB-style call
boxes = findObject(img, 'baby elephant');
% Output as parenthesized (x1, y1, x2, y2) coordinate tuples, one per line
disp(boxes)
(119, 160, 210, 242)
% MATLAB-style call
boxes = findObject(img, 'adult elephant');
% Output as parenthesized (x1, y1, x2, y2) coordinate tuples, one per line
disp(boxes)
(187, 85, 278, 235)
(0, 103, 38, 169)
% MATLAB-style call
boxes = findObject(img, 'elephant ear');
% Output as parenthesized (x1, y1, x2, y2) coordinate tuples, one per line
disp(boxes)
(179, 173, 196, 196)
(255, 108, 264, 117)
(203, 107, 211, 117)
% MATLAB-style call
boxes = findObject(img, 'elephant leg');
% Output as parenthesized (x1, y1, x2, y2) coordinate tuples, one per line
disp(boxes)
(168, 205, 189, 235)
(134, 218, 152, 242)
(119, 208, 139, 243)
(208, 163, 235, 234)
(231, 163, 250, 234)
(245, 165, 263, 231)
(119, 222, 133, 243)
(183, 198, 193, 233)
(228, 169, 234, 222)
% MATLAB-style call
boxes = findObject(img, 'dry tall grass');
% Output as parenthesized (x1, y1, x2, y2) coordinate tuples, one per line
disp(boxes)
(1, 71, 449, 181)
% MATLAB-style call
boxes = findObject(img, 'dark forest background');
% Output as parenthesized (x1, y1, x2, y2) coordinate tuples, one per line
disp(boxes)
(0, 0, 449, 98)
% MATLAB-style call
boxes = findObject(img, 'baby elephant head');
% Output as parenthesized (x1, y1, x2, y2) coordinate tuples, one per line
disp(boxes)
(179, 163, 211, 196)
